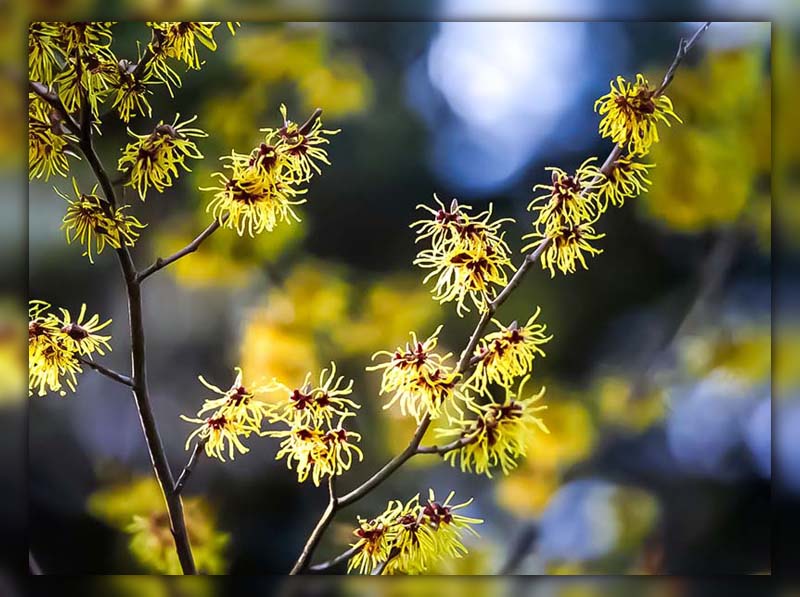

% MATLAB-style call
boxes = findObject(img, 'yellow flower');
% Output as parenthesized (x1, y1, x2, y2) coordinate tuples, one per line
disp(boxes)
(271, 361, 359, 426)
(55, 46, 119, 117)
(527, 158, 604, 234)
(28, 96, 77, 181)
(348, 502, 401, 574)
(28, 22, 63, 83)
(194, 367, 276, 433)
(57, 178, 146, 263)
(348, 490, 483, 575)
(413, 196, 514, 315)
(599, 155, 654, 208)
(415, 242, 512, 316)
(118, 114, 206, 200)
(28, 300, 112, 397)
(57, 22, 115, 55)
(180, 412, 254, 462)
(368, 327, 467, 422)
(412, 194, 514, 255)
(470, 307, 552, 394)
(261, 103, 340, 183)
(202, 152, 307, 236)
(56, 303, 112, 357)
(148, 22, 224, 70)
(203, 105, 337, 236)
(594, 73, 682, 156)
(523, 219, 605, 277)
(110, 58, 156, 123)
(437, 377, 548, 477)
(268, 413, 363, 486)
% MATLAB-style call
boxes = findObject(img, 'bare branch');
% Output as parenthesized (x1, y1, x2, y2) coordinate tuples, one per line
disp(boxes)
(308, 544, 361, 573)
(79, 357, 133, 387)
(656, 22, 711, 96)
(137, 220, 221, 283)
(174, 440, 206, 495)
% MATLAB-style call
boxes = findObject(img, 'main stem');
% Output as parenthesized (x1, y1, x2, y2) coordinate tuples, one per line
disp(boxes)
(79, 114, 197, 574)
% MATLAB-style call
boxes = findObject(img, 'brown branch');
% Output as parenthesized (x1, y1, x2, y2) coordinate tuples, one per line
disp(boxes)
(137, 220, 221, 283)
(79, 357, 133, 387)
(656, 22, 711, 96)
(372, 547, 400, 575)
(174, 440, 206, 495)
(289, 474, 338, 574)
(74, 90, 197, 574)
(308, 544, 362, 573)
(28, 81, 80, 134)
(415, 433, 476, 455)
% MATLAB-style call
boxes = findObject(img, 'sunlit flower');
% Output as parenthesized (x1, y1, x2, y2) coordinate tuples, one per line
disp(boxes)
(415, 242, 512, 316)
(348, 502, 401, 574)
(438, 378, 548, 477)
(118, 114, 207, 200)
(412, 195, 514, 255)
(348, 490, 483, 575)
(599, 155, 654, 208)
(28, 300, 110, 397)
(28, 22, 63, 83)
(268, 413, 363, 486)
(368, 326, 448, 394)
(522, 219, 605, 277)
(368, 327, 467, 422)
(271, 361, 359, 426)
(181, 412, 254, 461)
(203, 151, 307, 236)
(595, 73, 682, 156)
(470, 308, 552, 394)
(148, 22, 223, 70)
(527, 158, 604, 235)
(195, 367, 276, 433)
(57, 178, 146, 263)
(56, 303, 112, 357)
(261, 104, 340, 183)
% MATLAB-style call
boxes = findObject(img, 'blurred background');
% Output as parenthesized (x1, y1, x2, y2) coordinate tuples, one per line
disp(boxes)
(3, 13, 787, 579)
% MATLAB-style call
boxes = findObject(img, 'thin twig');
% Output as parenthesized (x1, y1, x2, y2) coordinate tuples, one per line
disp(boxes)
(497, 522, 538, 574)
(308, 544, 362, 573)
(656, 22, 711, 96)
(289, 474, 339, 574)
(415, 434, 475, 455)
(79, 357, 133, 387)
(28, 81, 80, 134)
(174, 440, 206, 495)
(137, 220, 221, 283)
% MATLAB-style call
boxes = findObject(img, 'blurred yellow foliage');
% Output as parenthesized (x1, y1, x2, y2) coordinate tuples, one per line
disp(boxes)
(0, 303, 25, 405)
(205, 26, 371, 149)
(595, 375, 666, 432)
(88, 476, 229, 574)
(680, 324, 771, 385)
(95, 576, 216, 597)
(643, 47, 770, 237)
(496, 393, 595, 517)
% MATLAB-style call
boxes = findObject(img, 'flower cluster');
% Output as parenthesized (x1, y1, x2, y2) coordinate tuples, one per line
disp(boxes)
(521, 72, 679, 277)
(118, 114, 207, 200)
(57, 178, 146, 263)
(29, 300, 111, 397)
(181, 368, 275, 461)
(28, 94, 78, 181)
(469, 308, 552, 394)
(264, 363, 363, 486)
(437, 377, 549, 477)
(368, 326, 468, 423)
(412, 196, 514, 316)
(203, 104, 339, 237)
(348, 489, 482, 574)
